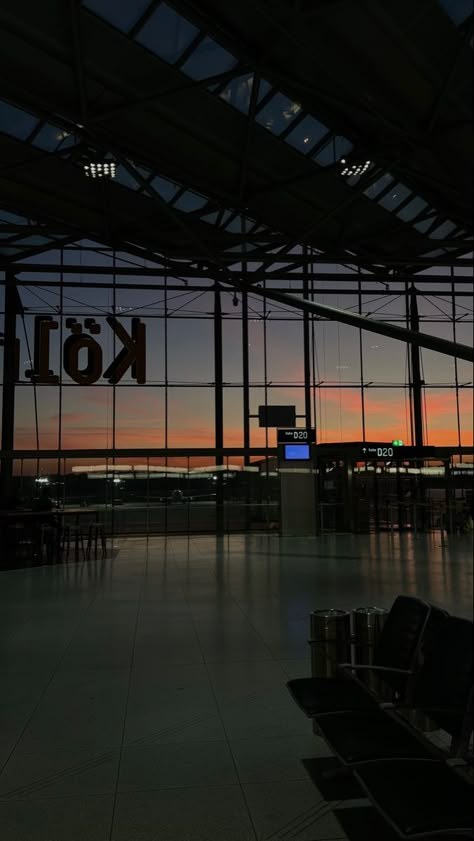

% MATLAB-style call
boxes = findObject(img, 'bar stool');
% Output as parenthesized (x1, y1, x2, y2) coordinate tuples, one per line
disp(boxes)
(39, 523, 60, 564)
(86, 522, 106, 559)
(61, 524, 86, 561)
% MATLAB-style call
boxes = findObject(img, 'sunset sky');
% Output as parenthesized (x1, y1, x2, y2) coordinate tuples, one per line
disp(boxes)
(1, 252, 473, 466)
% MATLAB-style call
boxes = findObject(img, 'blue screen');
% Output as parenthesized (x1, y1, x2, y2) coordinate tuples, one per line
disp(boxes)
(284, 444, 310, 460)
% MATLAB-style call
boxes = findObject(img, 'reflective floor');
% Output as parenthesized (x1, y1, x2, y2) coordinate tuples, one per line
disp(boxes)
(0, 532, 472, 841)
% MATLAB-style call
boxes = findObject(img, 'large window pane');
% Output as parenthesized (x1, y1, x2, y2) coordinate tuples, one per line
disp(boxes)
(115, 386, 165, 448)
(167, 318, 213, 382)
(167, 387, 214, 448)
(265, 319, 303, 383)
(363, 389, 411, 444)
(316, 386, 363, 442)
(60, 385, 112, 449)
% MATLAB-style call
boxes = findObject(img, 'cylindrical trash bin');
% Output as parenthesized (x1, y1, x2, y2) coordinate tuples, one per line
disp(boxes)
(352, 606, 388, 692)
(310, 609, 351, 678)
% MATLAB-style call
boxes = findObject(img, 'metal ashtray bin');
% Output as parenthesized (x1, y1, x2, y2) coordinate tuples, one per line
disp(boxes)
(309, 609, 351, 678)
(352, 606, 388, 665)
(352, 606, 388, 691)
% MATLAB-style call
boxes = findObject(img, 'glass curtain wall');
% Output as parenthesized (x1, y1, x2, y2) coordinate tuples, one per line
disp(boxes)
(1, 246, 472, 533)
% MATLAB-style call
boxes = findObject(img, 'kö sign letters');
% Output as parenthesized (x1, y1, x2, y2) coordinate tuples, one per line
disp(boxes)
(23, 315, 146, 385)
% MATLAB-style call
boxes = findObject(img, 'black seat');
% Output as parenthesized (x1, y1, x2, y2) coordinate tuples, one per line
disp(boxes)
(314, 616, 473, 765)
(354, 759, 473, 838)
(287, 675, 380, 716)
(316, 708, 431, 763)
(287, 596, 446, 716)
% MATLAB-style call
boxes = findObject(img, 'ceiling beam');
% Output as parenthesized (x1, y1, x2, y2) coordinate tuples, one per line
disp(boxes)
(229, 279, 474, 361)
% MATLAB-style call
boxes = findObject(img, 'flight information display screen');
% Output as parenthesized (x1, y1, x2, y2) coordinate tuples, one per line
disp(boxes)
(284, 444, 311, 460)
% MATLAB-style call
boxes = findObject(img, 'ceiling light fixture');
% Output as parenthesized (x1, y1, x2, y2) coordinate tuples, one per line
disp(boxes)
(83, 159, 117, 179)
(340, 159, 372, 178)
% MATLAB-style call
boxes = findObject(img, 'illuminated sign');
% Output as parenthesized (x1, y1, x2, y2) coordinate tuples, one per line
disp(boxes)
(277, 428, 316, 443)
(360, 443, 435, 460)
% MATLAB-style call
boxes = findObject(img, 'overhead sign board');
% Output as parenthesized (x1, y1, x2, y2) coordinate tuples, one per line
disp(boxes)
(259, 406, 296, 427)
(359, 444, 435, 460)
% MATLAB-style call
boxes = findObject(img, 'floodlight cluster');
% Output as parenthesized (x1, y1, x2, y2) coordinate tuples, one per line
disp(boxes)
(83, 161, 117, 178)
(340, 159, 371, 177)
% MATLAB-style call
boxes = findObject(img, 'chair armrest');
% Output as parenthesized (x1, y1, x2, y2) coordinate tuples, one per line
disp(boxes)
(338, 664, 413, 676)
(394, 705, 467, 716)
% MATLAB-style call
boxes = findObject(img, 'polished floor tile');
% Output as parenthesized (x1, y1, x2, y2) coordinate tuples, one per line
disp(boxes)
(229, 734, 331, 784)
(242, 779, 346, 840)
(118, 740, 238, 791)
(0, 793, 114, 841)
(0, 531, 472, 840)
(112, 785, 256, 841)
(0, 745, 119, 800)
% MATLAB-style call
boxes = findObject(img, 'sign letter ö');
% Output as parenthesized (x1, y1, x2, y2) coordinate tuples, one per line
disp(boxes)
(63, 333, 103, 385)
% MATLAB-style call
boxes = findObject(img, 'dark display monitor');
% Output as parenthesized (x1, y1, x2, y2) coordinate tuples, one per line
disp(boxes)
(284, 443, 311, 460)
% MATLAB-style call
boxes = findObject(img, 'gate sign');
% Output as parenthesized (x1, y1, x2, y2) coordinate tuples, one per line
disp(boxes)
(360, 444, 435, 460)
(23, 315, 146, 385)
(277, 428, 316, 443)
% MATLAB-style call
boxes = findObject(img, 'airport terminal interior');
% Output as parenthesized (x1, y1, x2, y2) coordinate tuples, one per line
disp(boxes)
(0, 1, 473, 839)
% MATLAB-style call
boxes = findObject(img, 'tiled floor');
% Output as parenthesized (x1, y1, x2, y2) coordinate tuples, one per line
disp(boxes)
(0, 532, 472, 841)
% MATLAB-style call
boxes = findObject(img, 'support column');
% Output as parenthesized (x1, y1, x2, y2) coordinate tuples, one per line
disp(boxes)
(409, 285, 426, 530)
(302, 273, 312, 428)
(214, 285, 224, 534)
(242, 291, 250, 463)
(409, 286, 424, 449)
(1, 273, 19, 499)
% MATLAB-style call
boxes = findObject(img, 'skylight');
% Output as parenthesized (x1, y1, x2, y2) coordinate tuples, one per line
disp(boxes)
(255, 92, 302, 135)
(437, 0, 473, 25)
(82, 0, 151, 34)
(414, 214, 438, 234)
(0, 99, 39, 140)
(135, 3, 199, 64)
(31, 123, 76, 152)
(114, 167, 141, 190)
(285, 115, 330, 154)
(377, 182, 412, 212)
(0, 210, 32, 225)
(180, 36, 238, 80)
(172, 190, 208, 212)
(428, 219, 459, 239)
(218, 73, 255, 115)
(363, 172, 394, 200)
(150, 175, 180, 202)
(396, 195, 428, 222)
(313, 135, 354, 166)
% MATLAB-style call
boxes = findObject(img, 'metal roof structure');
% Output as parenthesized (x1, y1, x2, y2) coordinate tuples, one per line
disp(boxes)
(0, 0, 472, 273)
